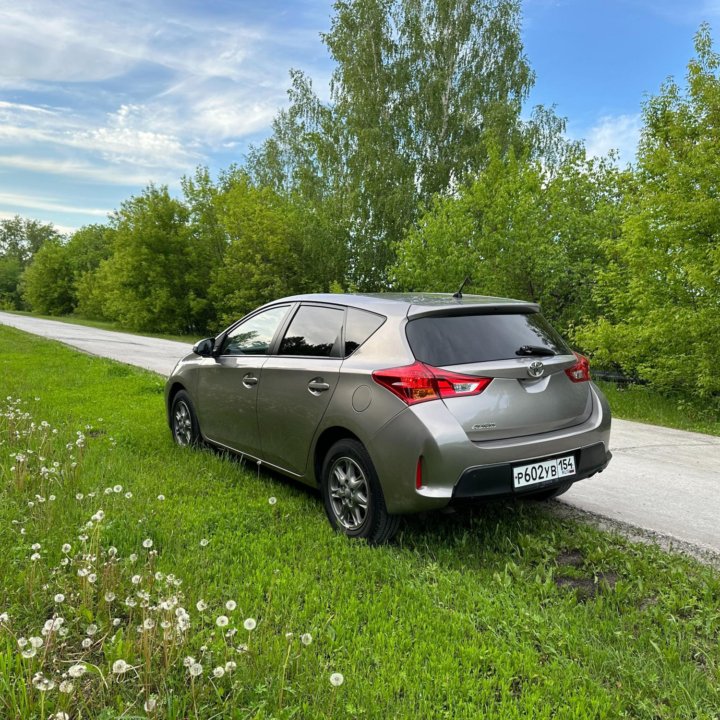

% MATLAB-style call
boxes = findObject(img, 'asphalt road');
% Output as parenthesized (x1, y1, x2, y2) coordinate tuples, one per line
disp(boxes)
(2, 311, 719, 555)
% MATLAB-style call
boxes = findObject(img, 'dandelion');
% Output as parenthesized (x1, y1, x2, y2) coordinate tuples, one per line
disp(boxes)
(86, 624, 98, 636)
(113, 484, 123, 493)
(30, 552, 41, 561)
(59, 680, 74, 693)
(76, 493, 84, 501)
(132, 575, 141, 585)
(216, 615, 229, 627)
(330, 672, 344, 687)
(225, 600, 237, 611)
(199, 538, 209, 547)
(129, 553, 138, 562)
(31, 542, 41, 550)
(113, 618, 121, 627)
(143, 618, 155, 630)
(112, 659, 131, 674)
(301, 633, 313, 646)
(213, 666, 225, 678)
(189, 662, 203, 677)
(68, 664, 86, 678)
(268, 496, 277, 505)
(81, 638, 92, 649)
(49, 494, 56, 501)
(61, 543, 71, 553)
(105, 591, 116, 602)
(88, 573, 97, 584)
(142, 538, 153, 549)
(225, 660, 237, 673)
(144, 696, 157, 712)
(54, 593, 65, 603)
(125, 491, 133, 499)
(0, 612, 8, 624)
(107, 546, 117, 557)
(157, 494, 165, 501)
(243, 618, 257, 631)
(51, 712, 70, 720)
(22, 647, 37, 659)
(183, 656, 195, 667)
(29, 636, 43, 648)
(196, 600, 207, 612)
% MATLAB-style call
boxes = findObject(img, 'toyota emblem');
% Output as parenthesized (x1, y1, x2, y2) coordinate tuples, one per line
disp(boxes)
(527, 361, 544, 378)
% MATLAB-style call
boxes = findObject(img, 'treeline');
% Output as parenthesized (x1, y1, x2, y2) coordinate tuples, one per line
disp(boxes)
(1, 2, 718, 406)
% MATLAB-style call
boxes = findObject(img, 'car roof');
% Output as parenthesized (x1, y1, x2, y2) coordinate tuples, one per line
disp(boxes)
(273, 292, 540, 318)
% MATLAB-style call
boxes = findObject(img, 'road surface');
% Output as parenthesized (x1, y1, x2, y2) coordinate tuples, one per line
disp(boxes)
(2, 311, 719, 556)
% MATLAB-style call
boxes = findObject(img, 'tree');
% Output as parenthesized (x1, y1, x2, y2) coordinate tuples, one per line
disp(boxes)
(97, 186, 191, 333)
(248, 0, 533, 288)
(575, 25, 720, 402)
(0, 216, 61, 308)
(392, 145, 625, 333)
(21, 241, 75, 315)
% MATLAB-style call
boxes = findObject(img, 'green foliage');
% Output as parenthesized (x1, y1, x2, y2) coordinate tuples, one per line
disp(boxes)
(0, 216, 61, 309)
(20, 241, 75, 315)
(97, 186, 191, 334)
(576, 25, 720, 402)
(393, 146, 625, 333)
(249, 0, 533, 288)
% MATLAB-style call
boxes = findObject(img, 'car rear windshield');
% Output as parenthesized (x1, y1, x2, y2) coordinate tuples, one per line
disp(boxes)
(406, 313, 572, 366)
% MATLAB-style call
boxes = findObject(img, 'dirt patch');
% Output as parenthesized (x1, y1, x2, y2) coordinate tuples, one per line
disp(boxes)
(554, 570, 618, 601)
(556, 549, 584, 567)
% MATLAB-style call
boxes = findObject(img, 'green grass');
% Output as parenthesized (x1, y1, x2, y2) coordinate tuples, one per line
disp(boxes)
(0, 326, 719, 719)
(595, 380, 720, 436)
(4, 310, 201, 345)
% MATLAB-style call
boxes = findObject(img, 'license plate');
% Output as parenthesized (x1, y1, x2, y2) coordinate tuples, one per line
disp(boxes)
(513, 454, 576, 489)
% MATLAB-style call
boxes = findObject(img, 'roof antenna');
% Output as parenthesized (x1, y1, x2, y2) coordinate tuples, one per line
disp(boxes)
(452, 276, 471, 299)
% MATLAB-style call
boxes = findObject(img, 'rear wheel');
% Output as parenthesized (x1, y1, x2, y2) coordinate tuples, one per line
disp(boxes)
(321, 439, 400, 544)
(171, 390, 201, 447)
(527, 481, 572, 501)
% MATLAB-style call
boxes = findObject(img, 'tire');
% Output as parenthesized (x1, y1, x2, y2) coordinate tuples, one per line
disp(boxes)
(321, 439, 400, 544)
(170, 390, 202, 447)
(527, 481, 573, 501)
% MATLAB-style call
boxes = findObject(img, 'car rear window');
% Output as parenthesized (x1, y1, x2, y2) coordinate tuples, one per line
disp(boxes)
(406, 313, 572, 366)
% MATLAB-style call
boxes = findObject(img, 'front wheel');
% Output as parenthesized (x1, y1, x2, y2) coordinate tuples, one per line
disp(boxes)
(321, 439, 400, 544)
(170, 390, 201, 447)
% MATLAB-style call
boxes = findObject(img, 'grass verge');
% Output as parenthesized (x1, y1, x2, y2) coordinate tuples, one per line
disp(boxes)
(595, 380, 720, 436)
(0, 325, 719, 719)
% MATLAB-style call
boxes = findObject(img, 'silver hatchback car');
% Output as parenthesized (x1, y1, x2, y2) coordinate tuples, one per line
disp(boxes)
(165, 293, 611, 542)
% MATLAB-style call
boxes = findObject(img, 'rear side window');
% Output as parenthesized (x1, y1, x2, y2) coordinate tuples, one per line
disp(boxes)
(406, 313, 571, 366)
(279, 305, 344, 357)
(344, 307, 385, 357)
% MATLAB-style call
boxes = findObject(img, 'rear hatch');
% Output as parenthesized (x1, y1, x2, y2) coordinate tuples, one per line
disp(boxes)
(405, 307, 592, 442)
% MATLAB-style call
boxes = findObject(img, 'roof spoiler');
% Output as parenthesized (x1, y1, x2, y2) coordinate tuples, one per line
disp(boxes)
(407, 301, 540, 319)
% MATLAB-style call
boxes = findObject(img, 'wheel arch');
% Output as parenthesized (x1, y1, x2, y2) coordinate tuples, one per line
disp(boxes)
(166, 382, 187, 427)
(313, 426, 363, 486)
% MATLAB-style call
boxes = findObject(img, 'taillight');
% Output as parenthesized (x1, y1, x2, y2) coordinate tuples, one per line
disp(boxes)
(372, 361, 492, 405)
(565, 352, 591, 383)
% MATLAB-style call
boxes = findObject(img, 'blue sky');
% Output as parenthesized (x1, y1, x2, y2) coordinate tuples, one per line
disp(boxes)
(0, 0, 717, 234)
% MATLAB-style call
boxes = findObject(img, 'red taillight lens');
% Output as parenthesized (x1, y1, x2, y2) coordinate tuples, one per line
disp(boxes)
(565, 352, 591, 383)
(372, 362, 492, 405)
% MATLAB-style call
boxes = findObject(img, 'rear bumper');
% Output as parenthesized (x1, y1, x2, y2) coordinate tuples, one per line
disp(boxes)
(453, 442, 612, 499)
(368, 382, 612, 514)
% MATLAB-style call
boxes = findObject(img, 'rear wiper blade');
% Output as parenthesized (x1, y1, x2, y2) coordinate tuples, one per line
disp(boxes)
(515, 345, 556, 357)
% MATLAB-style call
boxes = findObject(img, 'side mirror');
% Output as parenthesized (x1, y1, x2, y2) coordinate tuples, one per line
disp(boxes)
(192, 338, 216, 357)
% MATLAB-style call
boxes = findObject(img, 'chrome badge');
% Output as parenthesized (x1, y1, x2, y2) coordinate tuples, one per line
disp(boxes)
(527, 361, 544, 378)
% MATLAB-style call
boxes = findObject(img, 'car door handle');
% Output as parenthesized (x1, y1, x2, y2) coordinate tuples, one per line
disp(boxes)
(308, 379, 330, 394)
(242, 374, 258, 388)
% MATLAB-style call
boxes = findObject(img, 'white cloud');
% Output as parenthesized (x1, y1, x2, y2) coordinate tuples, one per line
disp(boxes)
(0, 192, 110, 217)
(583, 114, 642, 164)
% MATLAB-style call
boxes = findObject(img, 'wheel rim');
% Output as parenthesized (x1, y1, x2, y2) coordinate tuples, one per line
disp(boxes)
(328, 456, 369, 531)
(173, 400, 193, 446)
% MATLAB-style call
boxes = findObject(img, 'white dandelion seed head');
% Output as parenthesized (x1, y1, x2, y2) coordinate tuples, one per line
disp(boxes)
(125, 491, 133, 499)
(157, 494, 165, 501)
(142, 538, 153, 549)
(225, 660, 237, 673)
(68, 664, 86, 678)
(199, 538, 209, 547)
(243, 618, 257, 631)
(88, 573, 97, 584)
(143, 618, 155, 630)
(113, 485, 123, 493)
(86, 624, 98, 636)
(213, 666, 225, 678)
(54, 593, 65, 603)
(22, 647, 37, 659)
(61, 543, 71, 554)
(131, 575, 141, 585)
(29, 636, 43, 648)
(31, 543, 41, 551)
(216, 615, 229, 627)
(183, 656, 196, 667)
(225, 600, 236, 611)
(301, 633, 313, 646)
(81, 638, 92, 649)
(189, 662, 203, 677)
(112, 659, 130, 674)
(144, 696, 157, 712)
(59, 679, 74, 693)
(113, 618, 121, 626)
(105, 591, 116, 602)
(268, 496, 277, 505)
(330, 672, 344, 687)
(30, 552, 41, 561)
(196, 600, 207, 612)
